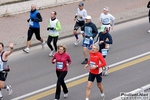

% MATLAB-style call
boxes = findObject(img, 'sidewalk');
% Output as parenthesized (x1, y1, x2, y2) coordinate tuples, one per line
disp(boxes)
(0, 0, 148, 50)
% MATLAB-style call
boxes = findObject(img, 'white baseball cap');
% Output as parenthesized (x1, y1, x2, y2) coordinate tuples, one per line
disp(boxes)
(103, 6, 109, 11)
(85, 15, 92, 20)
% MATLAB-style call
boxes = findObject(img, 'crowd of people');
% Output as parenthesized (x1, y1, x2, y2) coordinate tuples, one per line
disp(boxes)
(0, 2, 116, 100)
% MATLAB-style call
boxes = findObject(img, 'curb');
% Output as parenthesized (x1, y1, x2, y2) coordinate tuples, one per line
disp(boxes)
(0, 0, 82, 17)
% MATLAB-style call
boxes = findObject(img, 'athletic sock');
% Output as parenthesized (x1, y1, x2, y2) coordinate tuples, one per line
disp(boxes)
(75, 34, 78, 40)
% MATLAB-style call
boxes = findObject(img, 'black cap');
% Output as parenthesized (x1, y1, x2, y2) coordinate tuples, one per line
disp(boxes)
(78, 2, 84, 6)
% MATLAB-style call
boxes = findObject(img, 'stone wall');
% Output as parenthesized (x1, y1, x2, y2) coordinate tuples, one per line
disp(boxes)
(0, 0, 82, 17)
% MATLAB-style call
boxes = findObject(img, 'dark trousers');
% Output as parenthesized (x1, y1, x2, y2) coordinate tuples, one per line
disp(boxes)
(55, 70, 68, 99)
(47, 36, 58, 51)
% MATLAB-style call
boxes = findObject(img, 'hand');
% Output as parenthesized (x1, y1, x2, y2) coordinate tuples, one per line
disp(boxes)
(3, 65, 10, 72)
(99, 41, 104, 44)
(49, 27, 55, 30)
(31, 18, 35, 21)
(9, 42, 14, 49)
(84, 64, 88, 69)
(53, 59, 56, 62)
(53, 59, 56, 63)
(82, 33, 85, 37)
(78, 15, 82, 18)
(66, 63, 69, 67)
(47, 27, 50, 31)
(74, 18, 76, 21)
(27, 19, 30, 22)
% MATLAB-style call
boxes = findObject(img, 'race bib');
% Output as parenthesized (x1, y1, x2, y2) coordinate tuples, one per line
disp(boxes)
(101, 49, 108, 56)
(84, 38, 90, 44)
(49, 30, 55, 34)
(90, 61, 95, 67)
(56, 62, 63, 69)
(29, 19, 33, 26)
(0, 62, 3, 71)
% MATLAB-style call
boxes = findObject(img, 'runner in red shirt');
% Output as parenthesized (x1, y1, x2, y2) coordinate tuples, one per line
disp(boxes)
(84, 44, 106, 100)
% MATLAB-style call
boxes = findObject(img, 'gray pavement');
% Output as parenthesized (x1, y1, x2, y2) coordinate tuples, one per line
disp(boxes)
(0, 0, 148, 50)
(6, 18, 150, 100)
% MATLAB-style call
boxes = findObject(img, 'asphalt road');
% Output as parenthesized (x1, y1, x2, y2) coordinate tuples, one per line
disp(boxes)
(2, 17, 150, 100)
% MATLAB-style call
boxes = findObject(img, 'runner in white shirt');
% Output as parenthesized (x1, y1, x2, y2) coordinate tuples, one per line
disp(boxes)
(73, 2, 87, 45)
(99, 6, 115, 76)
(99, 6, 115, 32)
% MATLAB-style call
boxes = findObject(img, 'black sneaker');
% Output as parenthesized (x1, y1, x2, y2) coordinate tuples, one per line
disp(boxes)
(81, 60, 88, 64)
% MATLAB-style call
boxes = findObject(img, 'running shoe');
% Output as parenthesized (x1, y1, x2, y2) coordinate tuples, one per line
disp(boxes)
(102, 66, 109, 76)
(7, 85, 12, 96)
(64, 93, 68, 98)
(49, 50, 55, 57)
(100, 93, 105, 100)
(0, 97, 3, 100)
(148, 29, 150, 33)
(81, 60, 88, 64)
(74, 39, 81, 45)
(41, 41, 46, 49)
(23, 48, 29, 53)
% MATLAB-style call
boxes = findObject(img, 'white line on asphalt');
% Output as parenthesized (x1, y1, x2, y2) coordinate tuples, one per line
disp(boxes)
(11, 51, 150, 100)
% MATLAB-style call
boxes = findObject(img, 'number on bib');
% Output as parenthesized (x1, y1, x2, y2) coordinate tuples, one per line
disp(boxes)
(84, 38, 90, 44)
(56, 62, 63, 69)
(101, 49, 108, 56)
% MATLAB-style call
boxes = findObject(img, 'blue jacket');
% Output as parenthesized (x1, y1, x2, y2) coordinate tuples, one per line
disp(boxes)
(29, 10, 42, 28)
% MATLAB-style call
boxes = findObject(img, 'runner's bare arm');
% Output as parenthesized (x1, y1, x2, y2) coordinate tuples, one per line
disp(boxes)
(4, 42, 14, 58)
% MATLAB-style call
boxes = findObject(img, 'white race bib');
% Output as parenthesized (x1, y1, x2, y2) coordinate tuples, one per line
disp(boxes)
(56, 62, 63, 69)
(49, 30, 55, 34)
(101, 49, 108, 56)
(0, 62, 3, 71)
(29, 19, 33, 26)
(90, 61, 95, 67)
(84, 38, 90, 44)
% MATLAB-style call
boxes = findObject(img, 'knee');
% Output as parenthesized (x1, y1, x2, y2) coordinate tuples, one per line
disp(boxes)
(97, 83, 102, 88)
(47, 41, 50, 45)
(57, 81, 61, 86)
(86, 84, 92, 90)
(74, 30, 77, 35)
(83, 47, 87, 52)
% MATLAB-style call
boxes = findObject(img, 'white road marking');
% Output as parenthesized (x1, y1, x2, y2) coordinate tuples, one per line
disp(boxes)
(11, 51, 150, 100)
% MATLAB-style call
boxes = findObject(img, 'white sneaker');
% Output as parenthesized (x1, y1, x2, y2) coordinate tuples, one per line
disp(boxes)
(23, 48, 29, 53)
(102, 66, 109, 76)
(64, 93, 68, 98)
(0, 91, 3, 100)
(74, 39, 81, 45)
(0, 97, 3, 100)
(100, 93, 105, 100)
(41, 41, 46, 49)
(148, 29, 150, 33)
(49, 50, 55, 57)
(7, 85, 12, 96)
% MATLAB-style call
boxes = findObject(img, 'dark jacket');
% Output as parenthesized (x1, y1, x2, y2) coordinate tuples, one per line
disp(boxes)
(98, 32, 113, 52)
(82, 22, 98, 39)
